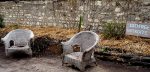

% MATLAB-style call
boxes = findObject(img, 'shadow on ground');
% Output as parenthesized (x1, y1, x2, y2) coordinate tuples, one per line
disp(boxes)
(10, 51, 30, 59)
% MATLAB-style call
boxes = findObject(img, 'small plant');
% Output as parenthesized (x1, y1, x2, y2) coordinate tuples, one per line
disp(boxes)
(78, 16, 83, 32)
(102, 21, 126, 39)
(101, 48, 109, 52)
(0, 15, 5, 28)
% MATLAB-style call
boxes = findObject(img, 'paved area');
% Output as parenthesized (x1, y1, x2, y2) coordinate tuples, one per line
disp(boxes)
(0, 56, 150, 72)
(0, 46, 149, 72)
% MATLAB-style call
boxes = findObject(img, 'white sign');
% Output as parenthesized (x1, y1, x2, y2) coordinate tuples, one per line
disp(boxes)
(126, 22, 150, 38)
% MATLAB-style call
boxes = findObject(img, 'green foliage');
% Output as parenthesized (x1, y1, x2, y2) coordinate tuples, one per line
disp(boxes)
(0, 15, 5, 28)
(102, 22, 126, 39)
(78, 16, 83, 32)
(101, 48, 109, 52)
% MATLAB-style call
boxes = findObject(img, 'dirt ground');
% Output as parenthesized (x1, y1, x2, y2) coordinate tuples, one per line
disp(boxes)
(0, 47, 150, 72)
(0, 26, 150, 72)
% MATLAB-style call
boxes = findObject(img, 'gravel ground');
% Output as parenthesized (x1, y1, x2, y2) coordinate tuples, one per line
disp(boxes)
(0, 55, 150, 72)
(0, 46, 149, 72)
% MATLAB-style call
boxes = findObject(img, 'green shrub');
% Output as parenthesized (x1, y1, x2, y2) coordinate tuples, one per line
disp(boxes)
(0, 15, 5, 28)
(102, 22, 126, 39)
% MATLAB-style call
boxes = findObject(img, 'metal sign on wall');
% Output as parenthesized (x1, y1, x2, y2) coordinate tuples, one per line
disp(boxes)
(126, 22, 150, 38)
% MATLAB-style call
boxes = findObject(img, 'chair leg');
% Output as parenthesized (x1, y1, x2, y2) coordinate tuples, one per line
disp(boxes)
(6, 53, 10, 57)
(6, 51, 10, 57)
(27, 49, 32, 57)
(62, 61, 70, 66)
(29, 54, 32, 58)
(62, 60, 71, 66)
(62, 55, 65, 66)
(62, 60, 65, 66)
(94, 61, 98, 66)
(79, 66, 85, 72)
(78, 64, 85, 72)
(5, 49, 8, 56)
(62, 63, 70, 66)
(61, 53, 65, 59)
(27, 52, 32, 58)
(6, 52, 8, 56)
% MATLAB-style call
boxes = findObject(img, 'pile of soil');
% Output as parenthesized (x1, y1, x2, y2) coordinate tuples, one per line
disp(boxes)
(31, 35, 63, 56)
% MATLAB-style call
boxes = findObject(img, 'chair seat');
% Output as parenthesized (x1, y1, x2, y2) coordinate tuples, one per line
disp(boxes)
(7, 45, 30, 50)
(65, 52, 83, 62)
(7, 45, 32, 55)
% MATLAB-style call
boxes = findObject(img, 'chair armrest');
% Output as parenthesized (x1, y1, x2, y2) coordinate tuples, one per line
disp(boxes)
(1, 32, 12, 49)
(1, 37, 7, 42)
(28, 38, 34, 47)
(61, 41, 73, 55)
(1, 39, 10, 49)
(82, 48, 94, 61)
(29, 30, 34, 39)
(61, 41, 69, 45)
(1, 38, 4, 42)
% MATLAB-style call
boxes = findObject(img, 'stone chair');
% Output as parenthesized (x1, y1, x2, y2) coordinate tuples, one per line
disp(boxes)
(61, 31, 99, 71)
(1, 29, 34, 56)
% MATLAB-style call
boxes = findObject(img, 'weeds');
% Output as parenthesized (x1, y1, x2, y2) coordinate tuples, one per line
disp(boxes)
(0, 15, 5, 28)
(102, 22, 126, 39)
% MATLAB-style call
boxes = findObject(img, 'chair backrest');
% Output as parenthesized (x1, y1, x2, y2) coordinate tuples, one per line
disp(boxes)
(6, 29, 34, 46)
(69, 31, 99, 52)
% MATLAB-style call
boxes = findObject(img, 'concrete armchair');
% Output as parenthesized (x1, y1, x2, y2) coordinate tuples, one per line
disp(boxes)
(61, 31, 99, 71)
(1, 29, 34, 56)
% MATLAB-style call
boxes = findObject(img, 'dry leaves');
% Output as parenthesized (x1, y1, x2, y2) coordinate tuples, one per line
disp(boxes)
(101, 36, 150, 55)
(0, 25, 150, 55)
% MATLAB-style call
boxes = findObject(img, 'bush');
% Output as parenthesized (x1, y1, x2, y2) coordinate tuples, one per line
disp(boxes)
(102, 22, 126, 39)
(0, 15, 5, 28)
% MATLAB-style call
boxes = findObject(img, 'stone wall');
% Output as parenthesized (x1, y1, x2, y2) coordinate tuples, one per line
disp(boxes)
(0, 0, 150, 30)
(0, 1, 55, 26)
(0, 1, 85, 28)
